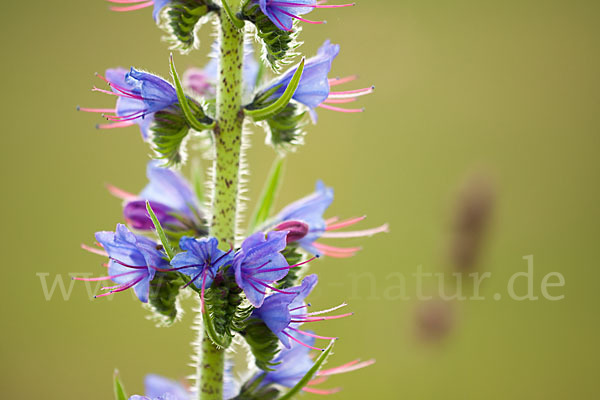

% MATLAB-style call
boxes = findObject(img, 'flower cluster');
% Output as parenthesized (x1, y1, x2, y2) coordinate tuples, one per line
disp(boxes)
(79, 0, 385, 398)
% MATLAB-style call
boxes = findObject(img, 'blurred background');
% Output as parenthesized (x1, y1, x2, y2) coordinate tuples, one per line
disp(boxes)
(2, 0, 599, 398)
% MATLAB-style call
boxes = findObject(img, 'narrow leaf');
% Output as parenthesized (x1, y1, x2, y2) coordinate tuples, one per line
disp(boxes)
(113, 370, 128, 400)
(146, 201, 176, 260)
(278, 339, 337, 400)
(169, 54, 215, 131)
(245, 58, 305, 121)
(248, 157, 285, 233)
(191, 158, 205, 203)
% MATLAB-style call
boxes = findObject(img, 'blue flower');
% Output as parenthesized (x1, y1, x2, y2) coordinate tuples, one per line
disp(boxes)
(171, 237, 234, 310)
(107, 0, 170, 22)
(113, 161, 203, 232)
(254, 330, 375, 394)
(265, 40, 374, 121)
(273, 180, 388, 257)
(144, 374, 188, 400)
(232, 231, 292, 307)
(80, 68, 178, 139)
(251, 0, 354, 32)
(76, 224, 168, 302)
(268, 40, 339, 109)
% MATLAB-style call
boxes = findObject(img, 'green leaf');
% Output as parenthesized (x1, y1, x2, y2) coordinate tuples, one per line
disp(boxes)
(169, 54, 215, 132)
(247, 157, 285, 233)
(277, 340, 337, 400)
(192, 158, 205, 204)
(113, 370, 128, 400)
(146, 201, 176, 260)
(245, 58, 305, 121)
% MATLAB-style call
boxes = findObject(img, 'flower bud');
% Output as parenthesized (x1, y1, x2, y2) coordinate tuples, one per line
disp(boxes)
(124, 200, 179, 231)
(274, 220, 310, 244)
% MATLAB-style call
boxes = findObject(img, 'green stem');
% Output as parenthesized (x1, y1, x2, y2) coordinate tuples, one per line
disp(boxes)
(196, 3, 245, 400)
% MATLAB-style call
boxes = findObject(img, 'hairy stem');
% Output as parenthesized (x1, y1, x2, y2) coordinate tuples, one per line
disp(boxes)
(196, 3, 245, 400)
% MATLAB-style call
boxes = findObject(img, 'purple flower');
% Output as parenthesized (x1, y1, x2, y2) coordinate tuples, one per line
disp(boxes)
(107, 161, 204, 233)
(79, 67, 178, 139)
(255, 331, 375, 394)
(252, 274, 351, 349)
(144, 374, 188, 400)
(171, 237, 234, 310)
(76, 224, 168, 302)
(232, 231, 294, 307)
(107, 0, 170, 22)
(266, 40, 374, 121)
(252, 0, 354, 32)
(273, 180, 388, 257)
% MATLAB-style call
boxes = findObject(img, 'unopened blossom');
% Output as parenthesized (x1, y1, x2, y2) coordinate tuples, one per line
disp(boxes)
(108, 161, 204, 233)
(107, 0, 170, 21)
(79, 67, 178, 138)
(255, 330, 375, 394)
(267, 40, 374, 122)
(252, 274, 352, 350)
(170, 237, 234, 311)
(232, 231, 295, 307)
(75, 224, 168, 302)
(252, 0, 354, 32)
(274, 180, 388, 257)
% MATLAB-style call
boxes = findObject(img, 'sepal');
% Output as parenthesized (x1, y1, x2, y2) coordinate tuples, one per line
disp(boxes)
(240, 318, 281, 371)
(161, 0, 219, 52)
(240, 1, 301, 72)
(148, 271, 185, 325)
(264, 102, 307, 148)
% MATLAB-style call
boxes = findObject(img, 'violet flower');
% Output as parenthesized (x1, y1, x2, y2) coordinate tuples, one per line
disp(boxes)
(256, 331, 375, 394)
(79, 67, 178, 139)
(107, 161, 204, 233)
(274, 180, 388, 257)
(252, 274, 352, 350)
(266, 40, 374, 121)
(232, 231, 295, 307)
(170, 237, 234, 311)
(131, 371, 239, 400)
(75, 224, 168, 302)
(107, 0, 170, 21)
(252, 0, 354, 32)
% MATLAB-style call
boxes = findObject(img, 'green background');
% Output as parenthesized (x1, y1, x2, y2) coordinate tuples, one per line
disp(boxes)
(2, 0, 599, 398)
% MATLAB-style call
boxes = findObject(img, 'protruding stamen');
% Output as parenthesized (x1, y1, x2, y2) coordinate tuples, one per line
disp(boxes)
(323, 98, 357, 104)
(291, 312, 353, 323)
(328, 75, 358, 87)
(81, 243, 108, 257)
(302, 386, 342, 395)
(106, 184, 138, 200)
(288, 327, 337, 340)
(111, 258, 151, 270)
(78, 107, 117, 113)
(277, 8, 326, 24)
(72, 270, 140, 282)
(313, 242, 361, 256)
(283, 331, 324, 351)
(109, 1, 154, 12)
(321, 223, 389, 239)
(318, 104, 364, 113)
(328, 86, 375, 99)
(325, 216, 366, 231)
(97, 121, 136, 129)
(246, 276, 298, 295)
(318, 359, 376, 376)
(301, 302, 347, 317)
(258, 256, 318, 274)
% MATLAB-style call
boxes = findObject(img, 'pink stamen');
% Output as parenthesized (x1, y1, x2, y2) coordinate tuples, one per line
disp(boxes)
(272, 12, 293, 31)
(283, 331, 324, 351)
(97, 121, 136, 129)
(318, 359, 376, 376)
(328, 86, 374, 98)
(313, 242, 361, 254)
(318, 104, 364, 113)
(247, 276, 298, 295)
(302, 302, 347, 316)
(258, 256, 318, 273)
(78, 107, 117, 113)
(109, 1, 154, 12)
(106, 184, 138, 200)
(290, 304, 311, 312)
(324, 216, 339, 225)
(81, 243, 108, 257)
(302, 386, 342, 395)
(325, 216, 366, 231)
(247, 280, 268, 295)
(111, 258, 151, 270)
(321, 223, 389, 239)
(291, 312, 353, 323)
(245, 260, 271, 272)
(268, 1, 354, 8)
(307, 376, 328, 386)
(328, 75, 358, 86)
(289, 327, 337, 340)
(107, 0, 150, 3)
(277, 8, 326, 24)
(72, 270, 140, 282)
(322, 98, 357, 104)
(95, 275, 144, 297)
